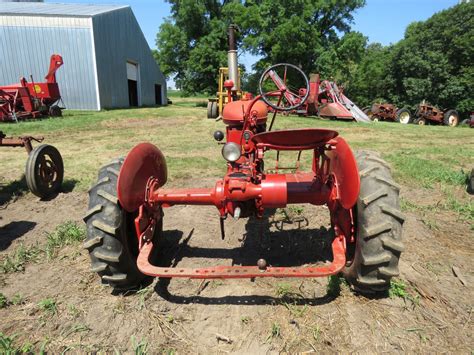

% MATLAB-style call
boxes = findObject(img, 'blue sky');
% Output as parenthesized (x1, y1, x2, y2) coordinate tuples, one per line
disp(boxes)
(55, 0, 459, 71)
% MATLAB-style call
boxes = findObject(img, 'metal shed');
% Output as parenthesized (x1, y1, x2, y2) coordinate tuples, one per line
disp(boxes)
(0, 2, 167, 110)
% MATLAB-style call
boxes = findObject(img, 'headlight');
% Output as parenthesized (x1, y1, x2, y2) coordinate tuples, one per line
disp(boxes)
(222, 142, 241, 162)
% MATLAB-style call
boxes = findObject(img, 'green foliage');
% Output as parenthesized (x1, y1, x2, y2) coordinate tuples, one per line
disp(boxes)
(157, 1, 472, 116)
(0, 244, 41, 273)
(45, 221, 85, 259)
(326, 275, 342, 297)
(131, 336, 149, 355)
(0, 293, 8, 309)
(38, 298, 57, 316)
(156, 0, 365, 95)
(389, 279, 407, 298)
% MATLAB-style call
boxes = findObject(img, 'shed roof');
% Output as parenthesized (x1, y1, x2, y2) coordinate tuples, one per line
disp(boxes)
(0, 2, 129, 17)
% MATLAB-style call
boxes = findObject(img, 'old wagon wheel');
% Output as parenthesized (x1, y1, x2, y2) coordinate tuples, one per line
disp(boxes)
(25, 144, 64, 198)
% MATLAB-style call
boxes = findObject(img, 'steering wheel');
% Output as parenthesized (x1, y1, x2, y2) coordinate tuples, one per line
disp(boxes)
(258, 63, 310, 112)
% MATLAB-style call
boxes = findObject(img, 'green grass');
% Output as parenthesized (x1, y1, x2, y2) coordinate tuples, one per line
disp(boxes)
(0, 293, 7, 309)
(0, 333, 34, 354)
(0, 221, 85, 273)
(326, 275, 342, 297)
(37, 298, 57, 316)
(389, 279, 408, 298)
(45, 221, 85, 259)
(385, 153, 468, 188)
(0, 243, 42, 273)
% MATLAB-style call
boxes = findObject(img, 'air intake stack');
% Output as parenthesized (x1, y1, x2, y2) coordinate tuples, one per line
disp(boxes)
(227, 24, 240, 92)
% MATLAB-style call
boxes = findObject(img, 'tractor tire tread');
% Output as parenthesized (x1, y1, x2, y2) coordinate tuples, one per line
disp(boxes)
(83, 205, 103, 221)
(362, 221, 392, 240)
(343, 151, 404, 294)
(83, 235, 103, 250)
(88, 177, 110, 193)
(84, 159, 154, 291)
(362, 188, 388, 206)
(97, 189, 119, 205)
(91, 219, 117, 236)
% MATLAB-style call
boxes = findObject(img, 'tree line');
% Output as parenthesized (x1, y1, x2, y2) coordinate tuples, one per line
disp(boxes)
(155, 1, 473, 116)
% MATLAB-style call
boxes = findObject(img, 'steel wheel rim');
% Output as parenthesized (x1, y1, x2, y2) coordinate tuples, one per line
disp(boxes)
(448, 114, 457, 126)
(399, 112, 410, 124)
(38, 154, 58, 188)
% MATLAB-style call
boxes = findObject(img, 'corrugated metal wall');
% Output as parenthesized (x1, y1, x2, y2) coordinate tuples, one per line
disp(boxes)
(0, 16, 98, 110)
(92, 8, 167, 108)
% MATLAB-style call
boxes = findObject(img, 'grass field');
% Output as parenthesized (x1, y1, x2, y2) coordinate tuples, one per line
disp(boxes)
(1, 96, 473, 227)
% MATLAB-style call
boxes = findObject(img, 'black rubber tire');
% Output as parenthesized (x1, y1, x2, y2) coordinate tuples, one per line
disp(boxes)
(443, 109, 459, 127)
(207, 101, 218, 119)
(415, 117, 426, 125)
(49, 105, 62, 117)
(467, 168, 474, 195)
(83, 158, 161, 291)
(25, 144, 64, 198)
(395, 108, 412, 124)
(207, 101, 214, 119)
(211, 101, 218, 118)
(343, 151, 405, 294)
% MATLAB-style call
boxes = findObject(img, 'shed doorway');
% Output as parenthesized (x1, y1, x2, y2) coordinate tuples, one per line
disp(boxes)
(155, 84, 162, 105)
(127, 61, 139, 107)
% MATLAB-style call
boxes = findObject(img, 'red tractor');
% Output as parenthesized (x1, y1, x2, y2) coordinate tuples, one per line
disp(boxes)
(0, 54, 64, 122)
(413, 101, 459, 127)
(363, 103, 412, 124)
(84, 64, 404, 295)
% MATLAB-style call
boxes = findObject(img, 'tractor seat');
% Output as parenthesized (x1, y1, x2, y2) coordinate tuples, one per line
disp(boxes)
(251, 128, 338, 151)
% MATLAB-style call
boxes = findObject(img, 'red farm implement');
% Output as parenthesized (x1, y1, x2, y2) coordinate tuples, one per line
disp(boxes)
(0, 54, 64, 122)
(275, 72, 370, 123)
(413, 100, 459, 127)
(0, 131, 63, 198)
(84, 63, 404, 295)
(363, 103, 412, 124)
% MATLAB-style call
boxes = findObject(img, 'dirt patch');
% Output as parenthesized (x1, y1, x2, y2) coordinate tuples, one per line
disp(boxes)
(0, 180, 473, 353)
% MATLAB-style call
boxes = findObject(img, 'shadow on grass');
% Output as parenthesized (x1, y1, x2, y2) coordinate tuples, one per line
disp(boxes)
(0, 221, 37, 251)
(61, 178, 79, 194)
(0, 176, 29, 206)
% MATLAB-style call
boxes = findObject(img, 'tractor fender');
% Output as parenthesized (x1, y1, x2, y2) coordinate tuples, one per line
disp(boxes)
(326, 137, 360, 209)
(117, 142, 167, 212)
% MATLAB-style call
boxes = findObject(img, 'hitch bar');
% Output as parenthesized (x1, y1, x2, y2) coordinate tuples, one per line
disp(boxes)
(137, 236, 346, 279)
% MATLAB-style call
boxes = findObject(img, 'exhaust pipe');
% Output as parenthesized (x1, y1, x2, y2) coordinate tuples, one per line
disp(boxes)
(227, 24, 240, 92)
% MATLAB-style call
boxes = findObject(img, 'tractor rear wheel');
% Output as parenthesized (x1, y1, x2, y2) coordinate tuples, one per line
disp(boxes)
(83, 158, 162, 291)
(396, 108, 412, 124)
(443, 110, 459, 127)
(343, 151, 404, 294)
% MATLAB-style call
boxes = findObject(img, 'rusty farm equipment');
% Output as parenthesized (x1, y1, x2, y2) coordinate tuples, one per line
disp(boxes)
(0, 54, 64, 122)
(207, 25, 244, 119)
(84, 63, 404, 296)
(363, 103, 412, 124)
(0, 131, 63, 198)
(413, 101, 459, 127)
